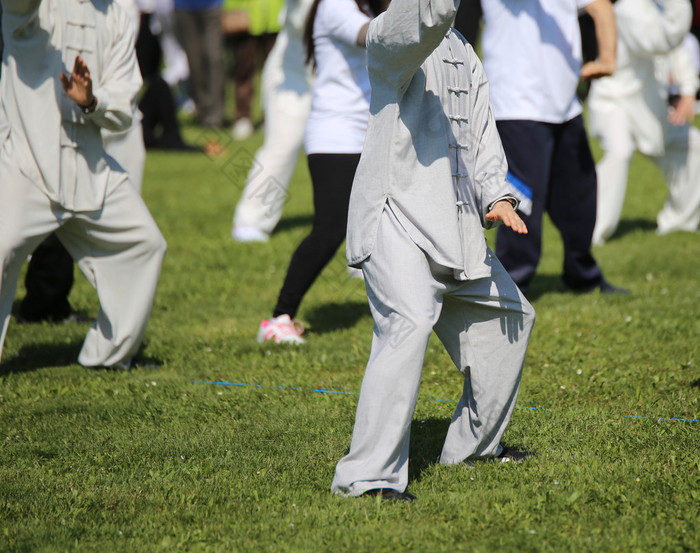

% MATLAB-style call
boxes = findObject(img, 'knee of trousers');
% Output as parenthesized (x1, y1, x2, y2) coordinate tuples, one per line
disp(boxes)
(141, 226, 168, 261)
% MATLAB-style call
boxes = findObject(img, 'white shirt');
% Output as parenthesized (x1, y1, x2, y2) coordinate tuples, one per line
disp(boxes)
(303, 0, 371, 154)
(0, 0, 143, 212)
(481, 0, 593, 123)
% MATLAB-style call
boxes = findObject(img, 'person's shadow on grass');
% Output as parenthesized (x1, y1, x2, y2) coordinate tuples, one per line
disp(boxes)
(304, 300, 370, 335)
(0, 341, 84, 375)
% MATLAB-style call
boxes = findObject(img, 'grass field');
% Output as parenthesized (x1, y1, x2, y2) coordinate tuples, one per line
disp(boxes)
(0, 118, 698, 553)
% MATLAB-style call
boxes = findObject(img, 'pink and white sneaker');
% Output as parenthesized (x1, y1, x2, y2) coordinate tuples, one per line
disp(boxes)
(257, 314, 305, 344)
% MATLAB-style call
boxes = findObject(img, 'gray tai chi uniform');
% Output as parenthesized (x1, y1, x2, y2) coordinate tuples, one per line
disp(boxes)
(331, 0, 536, 496)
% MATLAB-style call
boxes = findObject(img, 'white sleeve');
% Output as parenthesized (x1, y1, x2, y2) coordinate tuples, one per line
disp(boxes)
(669, 41, 700, 96)
(319, 0, 371, 46)
(616, 0, 692, 57)
(85, 4, 142, 131)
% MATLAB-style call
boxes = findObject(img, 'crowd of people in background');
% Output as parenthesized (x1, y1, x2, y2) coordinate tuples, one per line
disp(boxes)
(0, 0, 699, 500)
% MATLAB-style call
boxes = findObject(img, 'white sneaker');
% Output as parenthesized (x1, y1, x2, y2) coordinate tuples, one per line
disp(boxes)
(232, 225, 269, 243)
(232, 118, 254, 140)
(257, 314, 305, 344)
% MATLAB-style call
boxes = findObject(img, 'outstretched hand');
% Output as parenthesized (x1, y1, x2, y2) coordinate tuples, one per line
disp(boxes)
(485, 200, 528, 234)
(60, 55, 94, 108)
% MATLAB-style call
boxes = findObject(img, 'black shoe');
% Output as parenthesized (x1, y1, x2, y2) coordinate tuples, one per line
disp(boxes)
(362, 488, 416, 502)
(599, 279, 630, 295)
(496, 447, 535, 463)
(16, 309, 90, 324)
(567, 279, 630, 295)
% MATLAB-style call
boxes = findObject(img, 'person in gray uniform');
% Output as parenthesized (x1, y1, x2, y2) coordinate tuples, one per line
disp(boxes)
(331, 0, 536, 502)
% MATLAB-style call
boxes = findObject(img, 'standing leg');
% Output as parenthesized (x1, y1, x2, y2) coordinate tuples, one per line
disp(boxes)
(656, 124, 700, 234)
(230, 32, 257, 138)
(232, 31, 312, 237)
(548, 116, 604, 291)
(591, 107, 635, 245)
(174, 9, 206, 123)
(272, 154, 359, 318)
(434, 254, 535, 463)
(495, 120, 555, 293)
(18, 233, 74, 323)
(56, 179, 166, 368)
(331, 207, 445, 496)
(201, 5, 225, 128)
(0, 159, 61, 362)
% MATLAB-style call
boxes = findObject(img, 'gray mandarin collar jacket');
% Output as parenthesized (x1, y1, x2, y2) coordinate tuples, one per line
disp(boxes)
(346, 0, 516, 280)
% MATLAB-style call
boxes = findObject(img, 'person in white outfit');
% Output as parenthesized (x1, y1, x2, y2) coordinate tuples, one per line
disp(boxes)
(17, 0, 148, 324)
(257, 0, 384, 344)
(0, 0, 167, 368)
(331, 0, 535, 502)
(589, 0, 699, 244)
(231, 0, 315, 243)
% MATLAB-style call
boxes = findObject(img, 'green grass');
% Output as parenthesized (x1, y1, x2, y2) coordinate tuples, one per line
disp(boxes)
(0, 121, 698, 553)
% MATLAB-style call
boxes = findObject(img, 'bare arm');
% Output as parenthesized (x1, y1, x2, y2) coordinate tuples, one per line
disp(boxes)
(356, 21, 369, 47)
(581, 0, 617, 80)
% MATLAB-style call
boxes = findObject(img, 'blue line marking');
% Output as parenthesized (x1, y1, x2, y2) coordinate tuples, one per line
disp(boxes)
(193, 380, 697, 423)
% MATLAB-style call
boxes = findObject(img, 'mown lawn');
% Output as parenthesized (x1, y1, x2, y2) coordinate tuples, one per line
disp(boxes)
(0, 120, 698, 553)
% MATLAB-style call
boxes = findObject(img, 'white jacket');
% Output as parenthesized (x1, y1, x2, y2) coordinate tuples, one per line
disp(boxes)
(0, 0, 142, 211)
(588, 0, 693, 156)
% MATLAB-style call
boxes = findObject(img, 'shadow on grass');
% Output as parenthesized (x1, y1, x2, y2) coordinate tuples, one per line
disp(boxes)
(304, 300, 370, 334)
(611, 218, 657, 241)
(523, 274, 567, 302)
(409, 417, 537, 482)
(0, 341, 83, 375)
(409, 417, 449, 481)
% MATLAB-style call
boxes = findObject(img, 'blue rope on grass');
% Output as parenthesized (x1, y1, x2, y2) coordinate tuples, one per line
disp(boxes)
(193, 380, 698, 423)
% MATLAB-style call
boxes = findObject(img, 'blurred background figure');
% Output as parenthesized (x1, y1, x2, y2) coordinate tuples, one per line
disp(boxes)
(138, 0, 199, 150)
(173, 0, 225, 128)
(588, 0, 699, 244)
(230, 0, 315, 242)
(257, 0, 385, 344)
(480, 0, 626, 296)
(223, 0, 284, 140)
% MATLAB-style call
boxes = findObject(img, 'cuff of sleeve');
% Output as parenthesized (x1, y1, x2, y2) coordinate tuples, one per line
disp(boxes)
(487, 195, 519, 213)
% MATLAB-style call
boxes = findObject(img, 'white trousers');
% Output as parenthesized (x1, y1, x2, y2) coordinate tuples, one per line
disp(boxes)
(0, 158, 166, 367)
(331, 209, 535, 496)
(231, 29, 313, 235)
(592, 105, 700, 245)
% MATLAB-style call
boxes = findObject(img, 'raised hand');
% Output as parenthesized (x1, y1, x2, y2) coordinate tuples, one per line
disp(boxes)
(60, 55, 95, 110)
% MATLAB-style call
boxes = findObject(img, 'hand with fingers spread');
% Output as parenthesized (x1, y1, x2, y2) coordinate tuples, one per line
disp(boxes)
(486, 199, 528, 234)
(60, 55, 96, 111)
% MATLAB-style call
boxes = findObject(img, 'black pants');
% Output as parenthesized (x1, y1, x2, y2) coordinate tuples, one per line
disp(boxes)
(453, 0, 482, 46)
(19, 234, 74, 322)
(273, 153, 360, 318)
(137, 13, 191, 150)
(494, 117, 604, 294)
